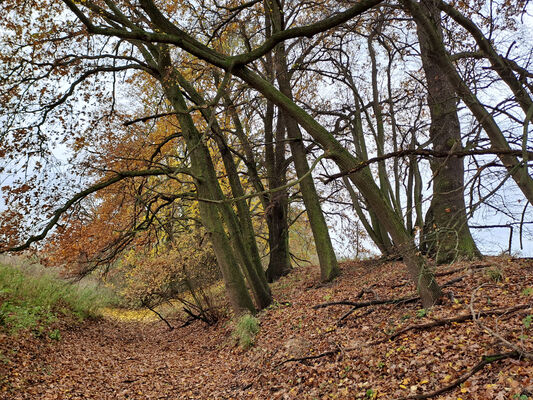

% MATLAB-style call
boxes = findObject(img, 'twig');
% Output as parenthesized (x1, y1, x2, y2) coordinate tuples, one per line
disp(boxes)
(336, 286, 378, 324)
(372, 304, 530, 344)
(441, 275, 465, 287)
(435, 262, 491, 277)
(313, 295, 419, 310)
(396, 352, 520, 400)
(145, 304, 174, 331)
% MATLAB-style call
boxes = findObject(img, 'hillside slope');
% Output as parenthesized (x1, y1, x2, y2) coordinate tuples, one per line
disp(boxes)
(1, 257, 532, 399)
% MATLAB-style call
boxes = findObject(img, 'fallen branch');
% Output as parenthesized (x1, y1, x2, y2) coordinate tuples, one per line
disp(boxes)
(315, 274, 473, 313)
(277, 349, 341, 366)
(313, 295, 419, 310)
(372, 304, 530, 344)
(396, 352, 520, 400)
(145, 304, 174, 331)
(435, 263, 492, 277)
(337, 308, 374, 326)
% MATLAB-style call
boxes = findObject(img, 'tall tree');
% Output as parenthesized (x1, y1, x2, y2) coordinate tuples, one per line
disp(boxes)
(266, 0, 339, 281)
(416, 0, 481, 263)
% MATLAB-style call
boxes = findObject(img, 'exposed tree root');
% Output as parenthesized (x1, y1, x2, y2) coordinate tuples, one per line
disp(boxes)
(337, 308, 374, 326)
(396, 352, 520, 400)
(371, 304, 530, 344)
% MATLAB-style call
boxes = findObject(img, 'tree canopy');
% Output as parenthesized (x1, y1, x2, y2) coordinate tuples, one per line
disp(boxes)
(1, 0, 532, 313)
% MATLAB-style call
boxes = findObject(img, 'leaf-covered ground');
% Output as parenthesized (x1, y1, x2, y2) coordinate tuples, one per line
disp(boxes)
(1, 257, 532, 399)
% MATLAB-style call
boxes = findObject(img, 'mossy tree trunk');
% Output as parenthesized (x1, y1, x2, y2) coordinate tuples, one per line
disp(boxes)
(235, 67, 442, 307)
(175, 71, 271, 301)
(158, 51, 271, 313)
(401, 0, 533, 206)
(73, 0, 441, 307)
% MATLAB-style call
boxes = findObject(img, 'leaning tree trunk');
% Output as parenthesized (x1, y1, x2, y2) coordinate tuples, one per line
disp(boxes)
(401, 0, 533, 207)
(416, 0, 481, 263)
(235, 65, 443, 307)
(159, 52, 271, 313)
(175, 70, 271, 300)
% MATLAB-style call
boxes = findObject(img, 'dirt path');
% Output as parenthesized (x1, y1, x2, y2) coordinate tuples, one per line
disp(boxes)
(3, 317, 258, 400)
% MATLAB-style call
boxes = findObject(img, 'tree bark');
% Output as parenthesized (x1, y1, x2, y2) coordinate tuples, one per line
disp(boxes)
(416, 0, 481, 263)
(269, 0, 339, 281)
(175, 71, 272, 304)
(265, 102, 292, 282)
(159, 52, 269, 313)
(401, 0, 533, 206)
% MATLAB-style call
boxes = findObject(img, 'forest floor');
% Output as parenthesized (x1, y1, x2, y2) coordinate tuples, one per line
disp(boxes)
(1, 256, 533, 399)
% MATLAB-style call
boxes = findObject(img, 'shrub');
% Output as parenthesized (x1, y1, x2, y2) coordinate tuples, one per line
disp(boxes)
(233, 313, 259, 349)
(486, 267, 503, 283)
(111, 232, 221, 326)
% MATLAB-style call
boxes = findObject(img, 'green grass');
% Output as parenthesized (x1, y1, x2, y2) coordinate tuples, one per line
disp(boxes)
(0, 262, 118, 335)
(232, 313, 260, 349)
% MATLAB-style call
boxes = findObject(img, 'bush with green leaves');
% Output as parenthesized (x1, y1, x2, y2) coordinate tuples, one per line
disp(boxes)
(0, 263, 117, 335)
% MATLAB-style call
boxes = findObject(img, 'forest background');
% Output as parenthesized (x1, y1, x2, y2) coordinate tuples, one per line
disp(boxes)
(0, 0, 532, 319)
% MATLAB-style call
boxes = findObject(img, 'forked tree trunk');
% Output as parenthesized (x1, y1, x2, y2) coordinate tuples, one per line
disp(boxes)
(175, 71, 271, 301)
(270, 1, 339, 281)
(159, 53, 271, 313)
(416, 0, 481, 263)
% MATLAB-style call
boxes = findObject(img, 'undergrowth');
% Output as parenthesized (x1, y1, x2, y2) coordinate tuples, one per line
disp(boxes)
(0, 263, 118, 336)
(233, 313, 259, 349)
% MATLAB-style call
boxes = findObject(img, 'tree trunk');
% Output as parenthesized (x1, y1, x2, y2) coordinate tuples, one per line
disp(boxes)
(270, 1, 339, 281)
(175, 71, 272, 304)
(401, 0, 533, 206)
(159, 52, 270, 313)
(265, 103, 292, 282)
(262, 14, 293, 282)
(235, 67, 443, 307)
(416, 0, 481, 263)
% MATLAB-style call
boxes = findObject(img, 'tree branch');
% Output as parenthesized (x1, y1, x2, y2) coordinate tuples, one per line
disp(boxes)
(322, 148, 533, 184)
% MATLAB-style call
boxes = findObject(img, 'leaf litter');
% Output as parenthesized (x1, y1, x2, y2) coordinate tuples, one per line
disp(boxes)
(1, 256, 532, 399)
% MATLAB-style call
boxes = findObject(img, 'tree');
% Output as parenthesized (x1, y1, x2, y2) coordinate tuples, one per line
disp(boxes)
(0, 0, 442, 307)
(415, 0, 481, 263)
(3, 0, 531, 309)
